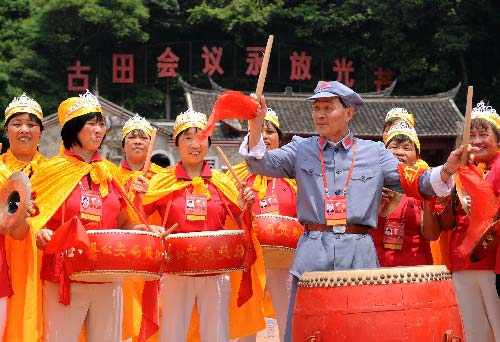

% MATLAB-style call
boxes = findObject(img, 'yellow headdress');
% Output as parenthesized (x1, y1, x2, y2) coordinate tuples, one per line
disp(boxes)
(57, 90, 103, 126)
(173, 108, 207, 139)
(5, 93, 43, 122)
(385, 107, 415, 127)
(264, 108, 280, 129)
(385, 121, 420, 153)
(122, 114, 153, 140)
(471, 101, 500, 131)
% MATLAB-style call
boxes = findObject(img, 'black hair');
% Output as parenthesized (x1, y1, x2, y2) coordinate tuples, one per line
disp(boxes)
(386, 133, 420, 157)
(382, 117, 399, 135)
(4, 112, 44, 132)
(471, 118, 500, 142)
(61, 112, 105, 150)
(263, 119, 283, 145)
(174, 127, 211, 147)
(121, 128, 150, 148)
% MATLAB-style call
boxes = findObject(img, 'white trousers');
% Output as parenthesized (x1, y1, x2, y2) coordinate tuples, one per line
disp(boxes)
(239, 268, 292, 342)
(0, 296, 6, 341)
(158, 274, 231, 342)
(452, 270, 500, 342)
(43, 281, 123, 342)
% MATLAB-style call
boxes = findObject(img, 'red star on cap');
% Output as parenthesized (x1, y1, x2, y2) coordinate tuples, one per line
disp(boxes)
(319, 81, 330, 89)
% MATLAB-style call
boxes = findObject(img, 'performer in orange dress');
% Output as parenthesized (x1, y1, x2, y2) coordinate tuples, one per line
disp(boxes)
(1, 93, 47, 342)
(31, 90, 161, 342)
(435, 101, 500, 341)
(0, 163, 35, 340)
(143, 108, 265, 342)
(231, 108, 297, 342)
(372, 121, 441, 266)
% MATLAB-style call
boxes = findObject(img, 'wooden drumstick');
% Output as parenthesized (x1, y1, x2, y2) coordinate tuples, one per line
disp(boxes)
(255, 35, 274, 102)
(216, 146, 244, 188)
(162, 223, 178, 239)
(461, 86, 473, 165)
(142, 128, 157, 175)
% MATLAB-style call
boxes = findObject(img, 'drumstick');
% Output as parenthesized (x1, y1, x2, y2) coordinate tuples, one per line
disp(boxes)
(142, 128, 157, 175)
(461, 86, 473, 165)
(112, 179, 154, 232)
(216, 146, 244, 188)
(161, 223, 178, 239)
(255, 35, 274, 102)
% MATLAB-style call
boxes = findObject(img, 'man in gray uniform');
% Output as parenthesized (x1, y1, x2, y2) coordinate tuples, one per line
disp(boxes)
(239, 80, 467, 342)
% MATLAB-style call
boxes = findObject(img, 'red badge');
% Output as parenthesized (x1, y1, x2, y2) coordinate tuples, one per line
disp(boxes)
(186, 194, 207, 221)
(325, 196, 347, 226)
(383, 220, 404, 250)
(80, 189, 102, 222)
(259, 194, 280, 215)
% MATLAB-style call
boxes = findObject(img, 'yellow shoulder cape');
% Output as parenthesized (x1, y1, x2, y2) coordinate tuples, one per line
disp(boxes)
(228, 161, 297, 200)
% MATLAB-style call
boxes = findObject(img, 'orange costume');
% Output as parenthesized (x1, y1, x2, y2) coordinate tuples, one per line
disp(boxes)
(2, 93, 47, 342)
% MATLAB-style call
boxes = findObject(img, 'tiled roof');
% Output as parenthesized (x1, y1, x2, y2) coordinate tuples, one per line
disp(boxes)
(181, 79, 463, 139)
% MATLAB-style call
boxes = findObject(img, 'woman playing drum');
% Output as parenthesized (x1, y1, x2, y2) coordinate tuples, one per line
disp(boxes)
(143, 108, 263, 342)
(231, 108, 298, 342)
(372, 121, 441, 266)
(31, 90, 162, 342)
(436, 101, 500, 341)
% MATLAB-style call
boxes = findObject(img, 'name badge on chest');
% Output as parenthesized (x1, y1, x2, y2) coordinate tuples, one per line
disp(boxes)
(80, 189, 102, 222)
(383, 220, 405, 250)
(186, 194, 207, 221)
(325, 195, 347, 226)
(260, 194, 279, 215)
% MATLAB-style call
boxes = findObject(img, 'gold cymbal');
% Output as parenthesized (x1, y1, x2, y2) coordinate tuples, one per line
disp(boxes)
(0, 172, 31, 236)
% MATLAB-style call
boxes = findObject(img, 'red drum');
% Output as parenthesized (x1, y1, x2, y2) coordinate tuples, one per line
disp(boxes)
(293, 265, 464, 342)
(163, 230, 245, 275)
(65, 229, 164, 282)
(254, 214, 304, 269)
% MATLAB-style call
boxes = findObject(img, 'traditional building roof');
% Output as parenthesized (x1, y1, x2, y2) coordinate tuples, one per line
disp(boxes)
(180, 78, 463, 139)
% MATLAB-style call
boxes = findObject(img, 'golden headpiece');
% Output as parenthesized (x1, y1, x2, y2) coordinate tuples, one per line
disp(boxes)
(471, 101, 500, 131)
(122, 114, 153, 140)
(5, 93, 43, 122)
(57, 90, 103, 126)
(173, 108, 207, 139)
(385, 121, 420, 153)
(384, 107, 415, 127)
(264, 108, 280, 129)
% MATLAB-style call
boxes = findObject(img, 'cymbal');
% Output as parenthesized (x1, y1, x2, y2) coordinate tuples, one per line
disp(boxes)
(471, 219, 500, 263)
(379, 188, 403, 217)
(0, 172, 31, 236)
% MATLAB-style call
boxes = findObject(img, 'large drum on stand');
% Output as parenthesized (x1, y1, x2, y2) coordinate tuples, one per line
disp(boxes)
(64, 229, 164, 282)
(293, 265, 464, 341)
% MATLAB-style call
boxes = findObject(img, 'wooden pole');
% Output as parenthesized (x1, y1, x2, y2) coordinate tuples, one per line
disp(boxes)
(255, 35, 274, 102)
(142, 128, 158, 176)
(461, 86, 473, 165)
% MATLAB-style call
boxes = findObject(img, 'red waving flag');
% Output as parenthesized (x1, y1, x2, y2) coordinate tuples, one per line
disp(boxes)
(237, 206, 257, 307)
(455, 165, 500, 260)
(196, 91, 258, 142)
